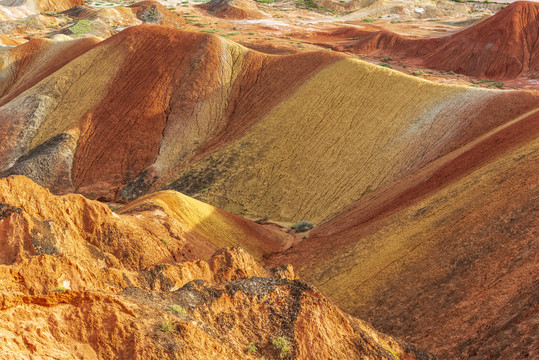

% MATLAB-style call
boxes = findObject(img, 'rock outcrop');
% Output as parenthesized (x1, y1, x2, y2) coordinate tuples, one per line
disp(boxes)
(0, 176, 431, 360)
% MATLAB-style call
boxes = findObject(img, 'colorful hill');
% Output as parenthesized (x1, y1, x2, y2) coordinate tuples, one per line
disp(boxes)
(345, 1, 539, 79)
(0, 2, 537, 359)
(0, 175, 431, 360)
(0, 25, 537, 227)
(267, 108, 539, 358)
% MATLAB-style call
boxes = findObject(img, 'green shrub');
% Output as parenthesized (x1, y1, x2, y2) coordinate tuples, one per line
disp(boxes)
(412, 70, 424, 76)
(272, 337, 291, 358)
(362, 18, 376, 22)
(140, 6, 161, 23)
(382, 56, 393, 61)
(246, 342, 258, 353)
(53, 286, 67, 292)
(168, 305, 187, 315)
(159, 321, 174, 332)
(291, 221, 313, 233)
(488, 82, 504, 89)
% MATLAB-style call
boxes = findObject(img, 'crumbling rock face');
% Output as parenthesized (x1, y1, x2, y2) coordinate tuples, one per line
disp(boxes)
(0, 177, 431, 360)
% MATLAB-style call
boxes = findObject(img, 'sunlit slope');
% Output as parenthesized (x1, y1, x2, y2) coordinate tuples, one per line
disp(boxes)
(177, 58, 538, 223)
(275, 110, 539, 358)
(119, 190, 290, 261)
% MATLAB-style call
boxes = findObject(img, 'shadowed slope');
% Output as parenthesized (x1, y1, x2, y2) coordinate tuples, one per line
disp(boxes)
(266, 108, 539, 358)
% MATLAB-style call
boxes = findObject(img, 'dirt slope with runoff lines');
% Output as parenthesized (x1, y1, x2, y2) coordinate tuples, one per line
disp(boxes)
(345, 1, 539, 79)
(0, 24, 537, 226)
(0, 175, 431, 360)
(267, 109, 539, 358)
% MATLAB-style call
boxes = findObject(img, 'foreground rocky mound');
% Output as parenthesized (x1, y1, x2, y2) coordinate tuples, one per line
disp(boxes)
(346, 1, 539, 79)
(0, 25, 537, 226)
(0, 176, 431, 360)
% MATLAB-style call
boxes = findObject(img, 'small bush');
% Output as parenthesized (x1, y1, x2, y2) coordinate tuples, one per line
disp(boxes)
(488, 82, 504, 89)
(140, 6, 162, 23)
(272, 337, 292, 358)
(362, 18, 376, 22)
(379, 63, 391, 68)
(53, 286, 67, 292)
(159, 321, 174, 332)
(291, 221, 313, 233)
(382, 56, 393, 61)
(168, 305, 187, 315)
(478, 79, 494, 83)
(246, 342, 258, 353)
(412, 70, 424, 76)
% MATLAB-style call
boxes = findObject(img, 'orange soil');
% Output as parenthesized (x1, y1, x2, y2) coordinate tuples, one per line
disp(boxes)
(341, 1, 539, 79)
(0, 175, 430, 359)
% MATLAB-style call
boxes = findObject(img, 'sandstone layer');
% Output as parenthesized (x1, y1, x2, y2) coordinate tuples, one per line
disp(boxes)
(0, 175, 430, 360)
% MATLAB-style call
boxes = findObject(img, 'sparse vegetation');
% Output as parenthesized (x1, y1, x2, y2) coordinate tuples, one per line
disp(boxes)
(382, 56, 393, 62)
(380, 63, 391, 68)
(478, 79, 494, 83)
(159, 321, 174, 332)
(254, 216, 269, 224)
(168, 305, 187, 315)
(140, 6, 161, 23)
(291, 220, 313, 233)
(221, 32, 239, 38)
(412, 70, 424, 76)
(362, 18, 376, 22)
(53, 286, 67, 292)
(272, 336, 292, 358)
(246, 342, 258, 353)
(488, 82, 504, 89)
(257, 0, 275, 3)
(70, 20, 97, 36)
